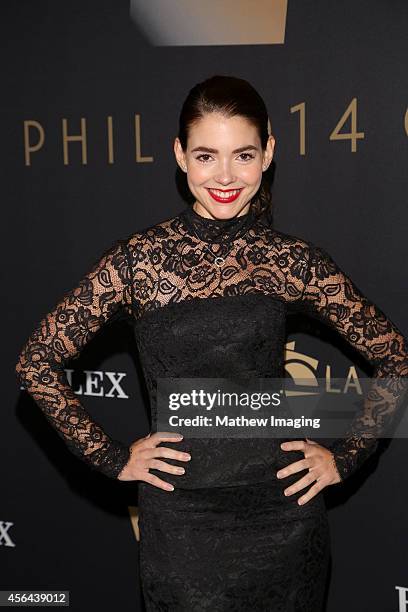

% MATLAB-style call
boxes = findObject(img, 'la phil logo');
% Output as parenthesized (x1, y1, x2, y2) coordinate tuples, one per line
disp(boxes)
(23, 115, 153, 166)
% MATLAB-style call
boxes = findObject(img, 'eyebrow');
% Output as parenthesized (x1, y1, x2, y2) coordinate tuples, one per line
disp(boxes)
(190, 145, 259, 154)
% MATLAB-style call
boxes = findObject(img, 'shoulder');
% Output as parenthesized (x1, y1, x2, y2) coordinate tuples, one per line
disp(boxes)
(270, 231, 348, 294)
(120, 209, 184, 249)
(265, 227, 316, 257)
(264, 229, 342, 292)
(268, 228, 334, 262)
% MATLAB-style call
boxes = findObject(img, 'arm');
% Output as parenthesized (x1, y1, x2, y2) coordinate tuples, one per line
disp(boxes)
(15, 238, 134, 479)
(297, 242, 408, 482)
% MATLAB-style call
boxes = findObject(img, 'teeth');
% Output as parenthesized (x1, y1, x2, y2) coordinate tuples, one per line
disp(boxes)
(209, 189, 241, 198)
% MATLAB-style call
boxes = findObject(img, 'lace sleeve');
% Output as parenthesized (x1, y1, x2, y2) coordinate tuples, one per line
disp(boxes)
(15, 238, 134, 480)
(298, 242, 408, 482)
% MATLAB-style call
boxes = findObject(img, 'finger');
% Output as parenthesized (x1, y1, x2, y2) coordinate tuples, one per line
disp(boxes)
(149, 459, 186, 475)
(148, 432, 184, 445)
(143, 472, 175, 491)
(144, 447, 191, 462)
(276, 458, 311, 479)
(283, 471, 318, 497)
(297, 480, 325, 505)
(280, 440, 307, 452)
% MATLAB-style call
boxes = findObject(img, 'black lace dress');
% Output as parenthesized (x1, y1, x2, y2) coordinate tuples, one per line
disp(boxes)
(15, 202, 408, 611)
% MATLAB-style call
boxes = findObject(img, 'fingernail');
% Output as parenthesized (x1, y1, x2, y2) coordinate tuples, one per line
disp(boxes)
(177, 468, 185, 474)
(167, 484, 174, 491)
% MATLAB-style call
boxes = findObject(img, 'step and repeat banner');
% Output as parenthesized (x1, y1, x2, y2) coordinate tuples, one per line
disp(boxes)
(3, 1, 408, 610)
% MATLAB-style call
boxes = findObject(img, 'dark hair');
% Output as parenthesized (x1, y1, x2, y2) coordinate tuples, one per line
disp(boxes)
(177, 74, 274, 223)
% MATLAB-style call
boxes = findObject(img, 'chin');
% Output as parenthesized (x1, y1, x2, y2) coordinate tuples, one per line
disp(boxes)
(211, 202, 251, 218)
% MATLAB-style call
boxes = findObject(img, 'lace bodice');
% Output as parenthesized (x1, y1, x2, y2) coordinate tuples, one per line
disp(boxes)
(15, 202, 408, 482)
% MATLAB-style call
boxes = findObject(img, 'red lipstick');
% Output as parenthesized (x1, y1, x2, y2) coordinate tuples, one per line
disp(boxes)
(206, 188, 243, 204)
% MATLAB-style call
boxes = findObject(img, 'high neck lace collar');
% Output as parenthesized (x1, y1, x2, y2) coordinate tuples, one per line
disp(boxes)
(180, 203, 257, 243)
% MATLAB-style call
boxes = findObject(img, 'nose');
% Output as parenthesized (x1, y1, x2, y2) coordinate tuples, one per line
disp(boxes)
(214, 159, 236, 185)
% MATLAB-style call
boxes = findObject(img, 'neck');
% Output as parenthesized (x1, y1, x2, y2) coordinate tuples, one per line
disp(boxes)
(180, 200, 257, 243)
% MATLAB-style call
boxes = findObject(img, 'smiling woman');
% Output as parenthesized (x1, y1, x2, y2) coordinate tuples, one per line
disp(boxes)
(174, 77, 275, 224)
(175, 117, 273, 214)
(15, 74, 408, 612)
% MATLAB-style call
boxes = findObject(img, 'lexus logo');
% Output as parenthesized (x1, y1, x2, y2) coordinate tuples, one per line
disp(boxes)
(65, 369, 129, 399)
(20, 369, 129, 399)
(0, 522, 15, 548)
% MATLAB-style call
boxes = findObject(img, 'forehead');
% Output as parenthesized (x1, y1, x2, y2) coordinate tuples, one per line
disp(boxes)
(187, 112, 260, 147)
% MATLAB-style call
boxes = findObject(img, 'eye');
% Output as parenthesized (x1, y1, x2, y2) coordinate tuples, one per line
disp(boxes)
(195, 154, 213, 163)
(238, 152, 256, 161)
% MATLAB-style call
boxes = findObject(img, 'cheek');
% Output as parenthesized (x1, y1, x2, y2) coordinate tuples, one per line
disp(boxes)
(239, 164, 262, 186)
(187, 164, 212, 186)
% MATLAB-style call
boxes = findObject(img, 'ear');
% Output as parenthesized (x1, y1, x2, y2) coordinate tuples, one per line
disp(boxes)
(174, 137, 187, 172)
(262, 135, 275, 171)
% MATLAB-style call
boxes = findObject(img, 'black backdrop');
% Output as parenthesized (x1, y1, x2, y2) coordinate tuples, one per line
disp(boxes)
(3, 1, 408, 610)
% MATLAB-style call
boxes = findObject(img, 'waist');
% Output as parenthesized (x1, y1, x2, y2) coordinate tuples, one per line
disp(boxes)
(148, 437, 309, 489)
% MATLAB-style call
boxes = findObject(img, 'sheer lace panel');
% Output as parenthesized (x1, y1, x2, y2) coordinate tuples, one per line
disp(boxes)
(15, 239, 134, 479)
(126, 212, 308, 319)
(297, 243, 408, 481)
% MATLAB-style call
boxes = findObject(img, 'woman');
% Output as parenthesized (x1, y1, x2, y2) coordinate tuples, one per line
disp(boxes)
(15, 75, 408, 611)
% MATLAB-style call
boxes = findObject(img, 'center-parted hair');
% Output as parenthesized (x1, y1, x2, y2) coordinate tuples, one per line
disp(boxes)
(177, 75, 274, 223)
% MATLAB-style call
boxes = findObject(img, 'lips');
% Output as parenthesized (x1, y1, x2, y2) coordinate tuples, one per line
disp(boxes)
(206, 188, 243, 203)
